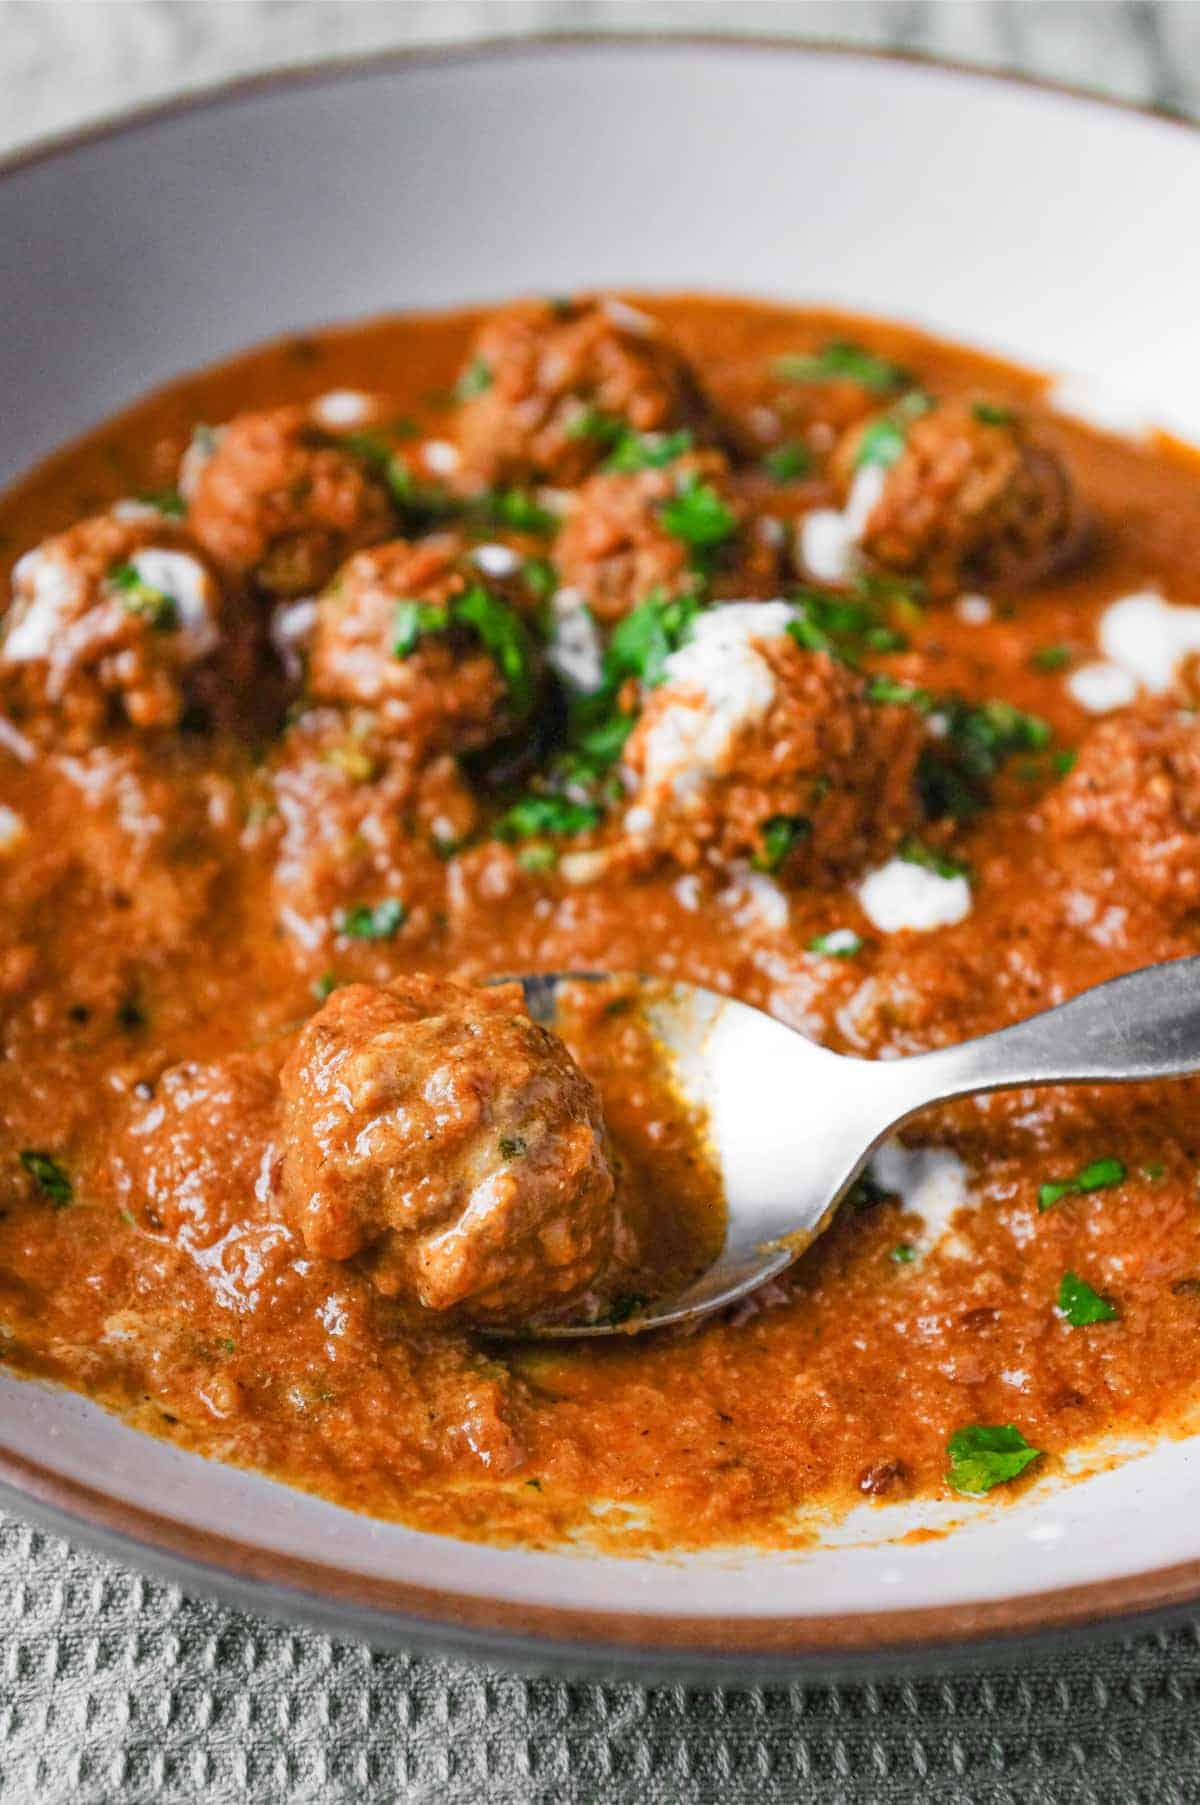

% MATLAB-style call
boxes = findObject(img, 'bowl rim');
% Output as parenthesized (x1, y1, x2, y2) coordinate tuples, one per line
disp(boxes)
(2, 31, 1199, 1674)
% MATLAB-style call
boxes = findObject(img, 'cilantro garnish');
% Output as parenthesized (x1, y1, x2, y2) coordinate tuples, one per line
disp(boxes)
(516, 843, 557, 873)
(336, 898, 407, 941)
(807, 928, 864, 960)
(1057, 1271, 1119, 1327)
(485, 488, 558, 535)
(312, 971, 340, 1001)
(660, 473, 737, 553)
(522, 557, 557, 601)
(565, 405, 623, 445)
(1031, 645, 1072, 672)
(786, 586, 910, 666)
(774, 341, 912, 393)
(606, 588, 700, 689)
(455, 358, 493, 401)
(392, 599, 450, 658)
(897, 836, 969, 880)
(19, 1150, 72, 1205)
(866, 675, 933, 711)
(498, 1135, 528, 1159)
(108, 562, 179, 632)
(135, 487, 185, 518)
(919, 699, 1052, 820)
(1038, 1157, 1125, 1212)
(391, 586, 535, 715)
(890, 1243, 916, 1264)
(761, 442, 812, 482)
(604, 428, 694, 474)
(496, 795, 601, 841)
(752, 814, 810, 874)
(972, 401, 1014, 427)
(946, 1424, 1042, 1495)
(853, 391, 934, 471)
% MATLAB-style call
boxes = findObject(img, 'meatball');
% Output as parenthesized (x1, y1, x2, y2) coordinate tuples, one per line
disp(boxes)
(278, 977, 620, 1322)
(0, 511, 231, 742)
(269, 707, 477, 948)
(455, 297, 714, 488)
(1041, 702, 1200, 918)
(305, 537, 515, 754)
(554, 451, 779, 625)
(833, 397, 1087, 596)
(107, 1050, 282, 1250)
(188, 404, 394, 596)
(621, 601, 922, 879)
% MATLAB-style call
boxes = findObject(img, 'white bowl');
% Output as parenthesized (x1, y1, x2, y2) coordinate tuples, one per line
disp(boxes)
(2, 38, 1199, 1675)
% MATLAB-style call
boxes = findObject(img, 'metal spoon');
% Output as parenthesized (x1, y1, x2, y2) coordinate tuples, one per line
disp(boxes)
(517, 958, 1200, 1338)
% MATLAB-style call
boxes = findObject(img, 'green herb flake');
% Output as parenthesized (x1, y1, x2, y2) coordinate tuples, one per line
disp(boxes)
(19, 1150, 73, 1206)
(516, 843, 557, 873)
(774, 341, 912, 394)
(752, 814, 810, 874)
(522, 557, 558, 601)
(488, 488, 558, 536)
(890, 1243, 917, 1264)
(946, 1423, 1042, 1495)
(807, 928, 864, 960)
(135, 487, 185, 518)
(972, 401, 1015, 426)
(604, 428, 694, 474)
(499, 1135, 528, 1159)
(866, 675, 933, 711)
(336, 898, 407, 941)
(660, 473, 737, 552)
(1057, 1270, 1119, 1327)
(1031, 644, 1072, 672)
(392, 598, 450, 658)
(497, 795, 601, 841)
(1143, 1162, 1166, 1180)
(606, 588, 700, 690)
(1038, 1156, 1125, 1212)
(454, 585, 536, 714)
(455, 358, 493, 401)
(853, 391, 934, 471)
(565, 404, 623, 445)
(761, 442, 812, 482)
(107, 562, 179, 632)
(897, 836, 970, 881)
(312, 971, 340, 1001)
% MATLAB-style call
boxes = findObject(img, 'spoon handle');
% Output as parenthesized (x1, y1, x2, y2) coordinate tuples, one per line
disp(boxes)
(889, 956, 1200, 1116)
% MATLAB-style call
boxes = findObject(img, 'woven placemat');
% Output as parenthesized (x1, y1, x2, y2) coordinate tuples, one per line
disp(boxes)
(1, 1512, 1197, 1803)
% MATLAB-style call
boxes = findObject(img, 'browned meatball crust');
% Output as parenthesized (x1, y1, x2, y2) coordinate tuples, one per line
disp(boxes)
(455, 297, 715, 488)
(835, 397, 1087, 597)
(305, 537, 512, 754)
(1041, 702, 1200, 917)
(188, 405, 394, 596)
(278, 977, 620, 1321)
(554, 452, 779, 624)
(621, 603, 923, 880)
(0, 511, 234, 743)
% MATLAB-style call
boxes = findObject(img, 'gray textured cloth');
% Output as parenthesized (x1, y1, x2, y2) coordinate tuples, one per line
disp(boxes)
(2, 5, 1200, 1801)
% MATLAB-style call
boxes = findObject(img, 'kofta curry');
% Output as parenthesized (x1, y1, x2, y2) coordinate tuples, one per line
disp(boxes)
(3, 294, 1200, 1551)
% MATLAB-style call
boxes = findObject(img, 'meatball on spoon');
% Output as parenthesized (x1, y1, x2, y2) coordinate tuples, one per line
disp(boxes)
(521, 960, 1200, 1337)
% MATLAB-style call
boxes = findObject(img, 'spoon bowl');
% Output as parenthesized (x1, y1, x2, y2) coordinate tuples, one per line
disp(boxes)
(517, 956, 1200, 1338)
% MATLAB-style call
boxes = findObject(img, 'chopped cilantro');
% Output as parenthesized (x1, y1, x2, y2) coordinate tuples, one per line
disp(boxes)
(108, 562, 178, 632)
(774, 341, 911, 393)
(890, 1243, 917, 1264)
(392, 599, 450, 658)
(660, 473, 737, 553)
(604, 428, 694, 473)
(807, 928, 864, 959)
(1143, 1162, 1166, 1180)
(312, 971, 340, 1001)
(946, 1424, 1042, 1495)
(853, 391, 934, 471)
(606, 588, 700, 689)
(972, 401, 1014, 426)
(897, 836, 969, 880)
(919, 698, 1052, 819)
(452, 584, 536, 715)
(1038, 1156, 1125, 1212)
(20, 1150, 72, 1205)
(522, 557, 558, 601)
(135, 486, 185, 518)
(866, 675, 933, 711)
(496, 795, 601, 840)
(565, 404, 623, 444)
(761, 442, 812, 482)
(1031, 644, 1073, 672)
(498, 1135, 528, 1159)
(1057, 1271, 1119, 1327)
(516, 843, 557, 873)
(486, 488, 558, 535)
(1053, 749, 1078, 777)
(336, 898, 407, 941)
(752, 814, 810, 874)
(455, 357, 493, 401)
